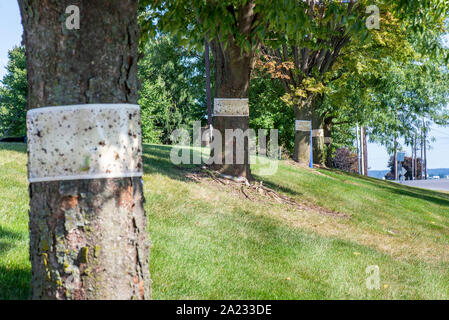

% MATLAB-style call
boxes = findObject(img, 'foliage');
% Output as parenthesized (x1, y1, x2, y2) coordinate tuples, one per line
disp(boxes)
(251, 0, 449, 163)
(258, 0, 372, 109)
(366, 59, 449, 153)
(387, 156, 423, 180)
(316, 5, 449, 157)
(249, 76, 295, 153)
(332, 147, 358, 173)
(138, 36, 207, 144)
(140, 0, 311, 53)
(0, 39, 208, 145)
(0, 47, 27, 138)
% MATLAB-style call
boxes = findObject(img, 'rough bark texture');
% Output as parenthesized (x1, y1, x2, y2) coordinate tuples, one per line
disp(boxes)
(313, 128, 325, 166)
(19, 0, 150, 300)
(362, 126, 368, 176)
(324, 117, 333, 168)
(293, 97, 325, 165)
(210, 37, 254, 180)
(293, 101, 311, 165)
(205, 40, 212, 129)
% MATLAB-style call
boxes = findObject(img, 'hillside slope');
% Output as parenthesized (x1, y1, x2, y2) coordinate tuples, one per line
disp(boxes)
(1, 143, 448, 299)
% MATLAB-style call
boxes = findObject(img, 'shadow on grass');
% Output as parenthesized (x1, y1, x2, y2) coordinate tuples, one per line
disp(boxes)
(256, 176, 305, 198)
(0, 267, 30, 300)
(142, 144, 203, 182)
(143, 144, 449, 211)
(0, 226, 25, 252)
(0, 226, 30, 300)
(0, 142, 26, 154)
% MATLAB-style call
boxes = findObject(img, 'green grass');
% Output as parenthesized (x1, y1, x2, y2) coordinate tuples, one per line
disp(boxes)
(1, 142, 449, 299)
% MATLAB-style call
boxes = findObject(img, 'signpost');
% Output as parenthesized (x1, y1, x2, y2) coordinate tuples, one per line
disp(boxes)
(397, 152, 406, 181)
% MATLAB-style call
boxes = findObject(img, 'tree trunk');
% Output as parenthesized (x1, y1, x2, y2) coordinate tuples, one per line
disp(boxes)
(394, 135, 398, 180)
(205, 39, 212, 129)
(293, 100, 312, 165)
(324, 117, 333, 168)
(362, 126, 368, 176)
(423, 119, 427, 180)
(312, 118, 325, 166)
(19, 0, 150, 300)
(293, 96, 325, 166)
(210, 38, 254, 180)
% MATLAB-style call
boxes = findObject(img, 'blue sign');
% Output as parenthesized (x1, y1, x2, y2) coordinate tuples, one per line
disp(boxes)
(397, 152, 405, 162)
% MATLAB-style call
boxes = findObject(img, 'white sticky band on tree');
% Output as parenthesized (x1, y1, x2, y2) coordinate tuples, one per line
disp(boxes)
(214, 98, 249, 116)
(295, 120, 312, 132)
(312, 129, 325, 137)
(27, 104, 143, 183)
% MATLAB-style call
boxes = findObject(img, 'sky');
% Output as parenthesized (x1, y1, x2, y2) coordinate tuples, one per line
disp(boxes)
(0, 1, 22, 80)
(0, 1, 448, 170)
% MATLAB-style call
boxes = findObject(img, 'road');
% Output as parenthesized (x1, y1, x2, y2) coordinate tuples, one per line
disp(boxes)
(400, 179, 449, 192)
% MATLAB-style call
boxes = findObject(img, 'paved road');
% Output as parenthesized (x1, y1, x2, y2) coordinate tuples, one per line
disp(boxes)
(400, 180, 449, 192)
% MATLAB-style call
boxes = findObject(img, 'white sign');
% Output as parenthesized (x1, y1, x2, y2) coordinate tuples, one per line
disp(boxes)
(312, 129, 324, 137)
(214, 98, 249, 116)
(295, 120, 311, 132)
(27, 104, 143, 183)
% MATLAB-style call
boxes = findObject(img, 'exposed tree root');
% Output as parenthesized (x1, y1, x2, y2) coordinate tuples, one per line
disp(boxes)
(184, 166, 350, 219)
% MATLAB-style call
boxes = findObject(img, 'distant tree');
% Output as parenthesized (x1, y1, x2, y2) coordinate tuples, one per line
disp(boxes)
(368, 60, 449, 155)
(140, 0, 316, 179)
(258, 0, 449, 165)
(258, 1, 369, 165)
(138, 35, 207, 144)
(249, 75, 295, 154)
(332, 148, 358, 174)
(387, 156, 423, 180)
(0, 46, 27, 138)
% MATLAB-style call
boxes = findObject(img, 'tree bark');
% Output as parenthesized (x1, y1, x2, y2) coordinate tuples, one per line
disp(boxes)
(210, 38, 254, 180)
(205, 39, 212, 129)
(293, 96, 325, 165)
(362, 126, 368, 176)
(293, 99, 312, 165)
(423, 119, 427, 180)
(324, 117, 333, 167)
(19, 0, 150, 300)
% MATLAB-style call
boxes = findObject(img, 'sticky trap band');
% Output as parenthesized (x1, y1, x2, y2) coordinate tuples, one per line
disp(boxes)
(312, 129, 325, 137)
(27, 104, 143, 183)
(295, 120, 312, 132)
(214, 98, 249, 116)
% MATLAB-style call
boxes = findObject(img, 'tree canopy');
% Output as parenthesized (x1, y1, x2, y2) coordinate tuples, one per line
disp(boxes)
(138, 35, 207, 144)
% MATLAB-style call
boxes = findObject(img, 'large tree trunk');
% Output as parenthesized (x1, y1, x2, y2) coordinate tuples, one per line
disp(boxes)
(293, 99, 312, 165)
(19, 0, 150, 300)
(293, 96, 325, 166)
(210, 38, 254, 180)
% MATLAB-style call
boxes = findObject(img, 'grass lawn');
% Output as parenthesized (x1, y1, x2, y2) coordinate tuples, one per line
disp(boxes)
(1, 142, 449, 299)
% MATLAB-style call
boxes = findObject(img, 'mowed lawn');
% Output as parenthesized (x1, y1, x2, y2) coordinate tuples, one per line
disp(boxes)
(1, 142, 449, 300)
